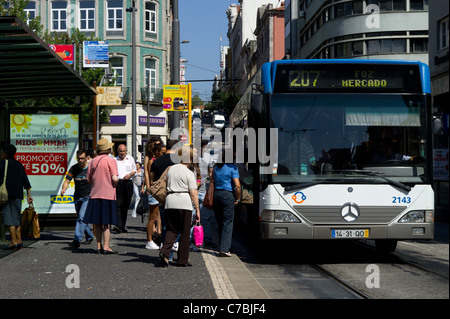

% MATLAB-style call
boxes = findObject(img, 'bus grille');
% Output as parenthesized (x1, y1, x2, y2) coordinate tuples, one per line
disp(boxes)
(293, 206, 406, 225)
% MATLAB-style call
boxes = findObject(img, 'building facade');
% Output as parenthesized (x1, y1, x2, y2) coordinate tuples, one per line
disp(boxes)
(25, 0, 172, 159)
(286, 0, 429, 63)
(226, 0, 282, 96)
(254, 3, 286, 73)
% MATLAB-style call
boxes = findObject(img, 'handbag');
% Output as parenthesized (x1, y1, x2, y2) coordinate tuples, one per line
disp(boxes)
(203, 167, 214, 209)
(0, 160, 8, 205)
(136, 191, 148, 223)
(21, 204, 40, 239)
(192, 222, 204, 247)
(149, 166, 171, 204)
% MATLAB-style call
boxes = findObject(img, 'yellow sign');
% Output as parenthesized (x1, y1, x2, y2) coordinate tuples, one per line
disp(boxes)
(163, 84, 191, 111)
(96, 86, 122, 105)
(50, 195, 74, 204)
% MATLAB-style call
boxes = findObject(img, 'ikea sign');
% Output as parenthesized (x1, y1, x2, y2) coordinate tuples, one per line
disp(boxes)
(50, 195, 74, 204)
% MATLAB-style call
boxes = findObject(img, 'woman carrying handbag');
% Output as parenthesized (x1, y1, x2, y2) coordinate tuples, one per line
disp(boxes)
(0, 144, 33, 250)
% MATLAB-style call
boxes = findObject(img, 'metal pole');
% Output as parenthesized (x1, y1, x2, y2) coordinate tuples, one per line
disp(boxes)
(170, 0, 181, 133)
(92, 81, 97, 155)
(129, 1, 137, 159)
(147, 70, 150, 151)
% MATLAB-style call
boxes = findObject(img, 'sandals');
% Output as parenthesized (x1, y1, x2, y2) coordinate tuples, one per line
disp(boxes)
(218, 252, 232, 257)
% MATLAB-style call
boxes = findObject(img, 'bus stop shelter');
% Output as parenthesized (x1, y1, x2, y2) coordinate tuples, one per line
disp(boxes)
(0, 16, 96, 102)
(0, 16, 97, 234)
(0, 15, 96, 143)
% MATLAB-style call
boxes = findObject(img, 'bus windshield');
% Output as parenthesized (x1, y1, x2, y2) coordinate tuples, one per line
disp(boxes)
(271, 93, 428, 186)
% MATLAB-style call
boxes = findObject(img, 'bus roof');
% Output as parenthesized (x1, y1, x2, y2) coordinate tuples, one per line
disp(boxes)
(262, 59, 430, 94)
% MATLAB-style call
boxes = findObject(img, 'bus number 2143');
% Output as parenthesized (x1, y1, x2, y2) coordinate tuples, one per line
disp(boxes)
(392, 196, 411, 204)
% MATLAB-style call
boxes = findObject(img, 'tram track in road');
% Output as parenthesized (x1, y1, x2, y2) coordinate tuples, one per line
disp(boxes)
(356, 240, 450, 280)
(395, 256, 450, 280)
(231, 224, 448, 299)
(308, 263, 372, 299)
(230, 226, 376, 299)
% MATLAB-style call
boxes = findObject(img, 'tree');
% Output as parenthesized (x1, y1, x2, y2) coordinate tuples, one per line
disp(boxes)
(0, 0, 42, 35)
(210, 90, 240, 115)
(191, 94, 203, 108)
(1, 1, 110, 130)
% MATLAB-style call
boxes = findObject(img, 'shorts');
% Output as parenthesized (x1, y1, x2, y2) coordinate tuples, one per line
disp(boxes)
(148, 194, 159, 205)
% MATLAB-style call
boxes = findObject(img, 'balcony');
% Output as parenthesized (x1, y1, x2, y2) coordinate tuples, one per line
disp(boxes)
(120, 87, 164, 104)
(141, 87, 164, 104)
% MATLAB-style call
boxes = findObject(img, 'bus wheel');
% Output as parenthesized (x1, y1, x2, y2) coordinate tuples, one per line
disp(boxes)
(375, 239, 397, 254)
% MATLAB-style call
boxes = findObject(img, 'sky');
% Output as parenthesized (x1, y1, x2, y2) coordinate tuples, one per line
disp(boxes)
(179, 0, 233, 103)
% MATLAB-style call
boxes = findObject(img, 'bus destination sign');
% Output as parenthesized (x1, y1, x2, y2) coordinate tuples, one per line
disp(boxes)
(274, 64, 422, 93)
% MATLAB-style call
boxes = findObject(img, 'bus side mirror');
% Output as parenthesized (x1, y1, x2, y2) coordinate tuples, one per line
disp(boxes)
(432, 116, 442, 134)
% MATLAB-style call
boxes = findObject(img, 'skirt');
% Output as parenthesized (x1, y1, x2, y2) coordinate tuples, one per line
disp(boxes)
(83, 198, 117, 225)
(1, 198, 22, 226)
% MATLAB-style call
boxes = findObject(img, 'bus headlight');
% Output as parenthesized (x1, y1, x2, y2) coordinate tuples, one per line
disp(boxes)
(399, 211, 425, 223)
(261, 210, 301, 223)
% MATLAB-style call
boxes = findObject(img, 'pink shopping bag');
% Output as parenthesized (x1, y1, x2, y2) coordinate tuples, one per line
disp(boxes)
(193, 223, 204, 247)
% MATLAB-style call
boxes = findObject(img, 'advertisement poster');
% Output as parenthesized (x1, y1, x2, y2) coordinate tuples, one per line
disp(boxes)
(433, 149, 449, 181)
(9, 112, 80, 214)
(163, 84, 191, 111)
(49, 44, 74, 64)
(83, 41, 109, 68)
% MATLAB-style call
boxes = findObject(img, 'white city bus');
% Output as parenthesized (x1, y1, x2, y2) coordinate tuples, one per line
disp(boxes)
(229, 59, 434, 253)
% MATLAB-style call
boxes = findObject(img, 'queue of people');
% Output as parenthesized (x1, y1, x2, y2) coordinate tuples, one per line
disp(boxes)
(1, 137, 241, 267)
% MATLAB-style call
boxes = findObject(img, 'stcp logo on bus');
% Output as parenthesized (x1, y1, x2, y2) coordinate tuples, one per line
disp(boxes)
(292, 191, 307, 204)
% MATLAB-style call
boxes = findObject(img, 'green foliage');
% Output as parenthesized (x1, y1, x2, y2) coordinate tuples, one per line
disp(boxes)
(0, 0, 42, 34)
(191, 94, 203, 108)
(1, 1, 110, 130)
(210, 90, 240, 115)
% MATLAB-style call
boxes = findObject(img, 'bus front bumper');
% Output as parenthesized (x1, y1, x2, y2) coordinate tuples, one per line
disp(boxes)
(260, 222, 434, 240)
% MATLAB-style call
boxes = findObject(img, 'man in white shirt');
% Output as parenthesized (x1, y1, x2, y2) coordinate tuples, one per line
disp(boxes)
(113, 144, 136, 233)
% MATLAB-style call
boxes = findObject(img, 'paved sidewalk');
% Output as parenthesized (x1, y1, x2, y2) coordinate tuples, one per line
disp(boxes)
(0, 215, 215, 299)
(0, 211, 266, 300)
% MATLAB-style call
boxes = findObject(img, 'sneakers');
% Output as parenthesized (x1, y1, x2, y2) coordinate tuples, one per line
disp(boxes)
(172, 242, 179, 252)
(145, 241, 159, 250)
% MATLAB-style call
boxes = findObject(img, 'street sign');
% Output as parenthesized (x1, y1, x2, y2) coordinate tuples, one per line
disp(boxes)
(83, 41, 109, 68)
(163, 84, 190, 111)
(163, 83, 193, 144)
(179, 134, 188, 143)
(96, 86, 122, 105)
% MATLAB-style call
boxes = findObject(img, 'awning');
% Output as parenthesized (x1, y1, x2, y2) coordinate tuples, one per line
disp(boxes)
(0, 16, 96, 102)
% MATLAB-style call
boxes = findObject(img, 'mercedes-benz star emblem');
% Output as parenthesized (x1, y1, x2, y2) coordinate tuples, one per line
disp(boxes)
(340, 202, 360, 222)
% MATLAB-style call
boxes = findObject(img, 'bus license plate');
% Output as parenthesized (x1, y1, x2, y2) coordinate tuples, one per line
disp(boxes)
(331, 229, 369, 238)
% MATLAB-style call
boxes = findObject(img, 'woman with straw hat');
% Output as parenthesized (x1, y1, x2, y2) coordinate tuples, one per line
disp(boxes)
(83, 138, 119, 254)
